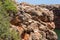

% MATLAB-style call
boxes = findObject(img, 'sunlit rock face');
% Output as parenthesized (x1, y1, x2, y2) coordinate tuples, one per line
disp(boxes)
(38, 4, 60, 29)
(10, 2, 59, 40)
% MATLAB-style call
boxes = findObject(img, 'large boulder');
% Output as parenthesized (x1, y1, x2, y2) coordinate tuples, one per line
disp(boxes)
(10, 2, 58, 40)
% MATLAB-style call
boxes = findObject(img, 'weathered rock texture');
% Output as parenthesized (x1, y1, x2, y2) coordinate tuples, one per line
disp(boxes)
(10, 2, 59, 40)
(38, 4, 60, 29)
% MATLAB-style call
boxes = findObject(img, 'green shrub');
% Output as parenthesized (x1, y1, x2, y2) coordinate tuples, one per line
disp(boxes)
(0, 0, 20, 40)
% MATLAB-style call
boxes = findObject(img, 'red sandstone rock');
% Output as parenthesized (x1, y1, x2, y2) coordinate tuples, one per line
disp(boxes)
(10, 2, 58, 40)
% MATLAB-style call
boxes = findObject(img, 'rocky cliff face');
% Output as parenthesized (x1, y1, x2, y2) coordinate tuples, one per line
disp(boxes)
(10, 2, 60, 40)
(53, 6, 60, 29)
(38, 4, 60, 29)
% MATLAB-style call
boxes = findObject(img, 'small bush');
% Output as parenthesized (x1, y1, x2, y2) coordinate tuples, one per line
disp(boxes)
(0, 0, 20, 40)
